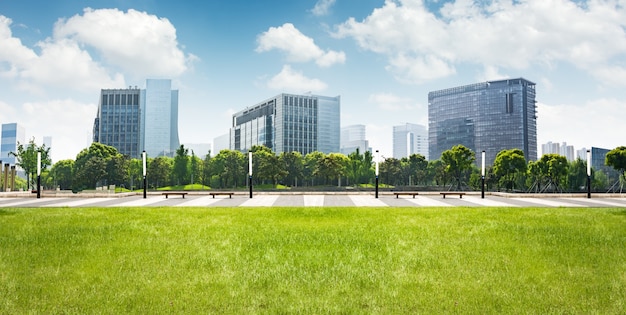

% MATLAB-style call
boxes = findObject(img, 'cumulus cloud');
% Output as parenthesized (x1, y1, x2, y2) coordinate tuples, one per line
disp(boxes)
(368, 93, 420, 111)
(537, 99, 625, 150)
(0, 9, 194, 93)
(311, 0, 336, 16)
(334, 0, 626, 85)
(256, 23, 345, 67)
(266, 65, 328, 92)
(54, 8, 195, 78)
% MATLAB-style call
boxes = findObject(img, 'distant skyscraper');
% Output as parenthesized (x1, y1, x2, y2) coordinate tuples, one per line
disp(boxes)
(393, 123, 428, 160)
(341, 124, 370, 155)
(93, 87, 142, 158)
(142, 79, 180, 157)
(231, 93, 340, 155)
(542, 141, 575, 161)
(1, 123, 25, 165)
(92, 79, 180, 158)
(428, 78, 537, 165)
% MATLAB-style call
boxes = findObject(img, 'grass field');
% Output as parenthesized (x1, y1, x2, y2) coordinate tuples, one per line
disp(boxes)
(1, 206, 625, 314)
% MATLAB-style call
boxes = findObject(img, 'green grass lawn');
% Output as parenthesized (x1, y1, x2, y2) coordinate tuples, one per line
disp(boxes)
(1, 207, 625, 314)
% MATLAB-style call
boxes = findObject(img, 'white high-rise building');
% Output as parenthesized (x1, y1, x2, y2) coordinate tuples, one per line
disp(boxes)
(393, 123, 428, 160)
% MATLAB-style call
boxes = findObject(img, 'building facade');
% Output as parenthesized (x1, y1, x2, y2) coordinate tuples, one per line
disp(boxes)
(93, 79, 180, 158)
(428, 78, 537, 166)
(93, 87, 142, 158)
(393, 123, 428, 160)
(0, 123, 25, 165)
(142, 79, 180, 157)
(340, 124, 370, 155)
(231, 93, 340, 155)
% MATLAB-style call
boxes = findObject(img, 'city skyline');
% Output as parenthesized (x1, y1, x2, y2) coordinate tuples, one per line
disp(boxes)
(1, 1, 625, 162)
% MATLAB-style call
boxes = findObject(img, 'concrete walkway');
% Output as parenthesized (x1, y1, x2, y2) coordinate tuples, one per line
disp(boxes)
(1, 193, 625, 208)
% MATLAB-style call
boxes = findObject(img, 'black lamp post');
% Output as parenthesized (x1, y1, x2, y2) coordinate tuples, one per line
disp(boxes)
(587, 149, 591, 199)
(249, 151, 253, 198)
(375, 150, 379, 199)
(142, 150, 147, 199)
(481, 150, 485, 199)
(37, 151, 41, 199)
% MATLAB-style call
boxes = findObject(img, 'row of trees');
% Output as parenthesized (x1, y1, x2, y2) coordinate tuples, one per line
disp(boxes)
(13, 139, 626, 193)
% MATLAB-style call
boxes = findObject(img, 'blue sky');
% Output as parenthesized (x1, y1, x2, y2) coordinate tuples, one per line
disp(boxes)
(1, 0, 625, 162)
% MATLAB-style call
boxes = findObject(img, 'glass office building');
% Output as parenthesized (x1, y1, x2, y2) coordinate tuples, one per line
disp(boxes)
(231, 93, 340, 155)
(142, 79, 180, 157)
(93, 87, 142, 158)
(0, 123, 25, 165)
(428, 78, 537, 166)
(93, 79, 179, 158)
(393, 123, 428, 160)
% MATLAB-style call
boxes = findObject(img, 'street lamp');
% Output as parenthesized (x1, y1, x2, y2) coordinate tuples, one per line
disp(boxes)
(142, 150, 147, 199)
(481, 150, 485, 199)
(375, 150, 379, 199)
(249, 151, 253, 198)
(37, 151, 41, 199)
(587, 149, 591, 199)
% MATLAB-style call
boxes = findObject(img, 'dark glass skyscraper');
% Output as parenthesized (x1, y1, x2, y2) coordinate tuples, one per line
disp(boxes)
(93, 88, 142, 158)
(428, 78, 537, 165)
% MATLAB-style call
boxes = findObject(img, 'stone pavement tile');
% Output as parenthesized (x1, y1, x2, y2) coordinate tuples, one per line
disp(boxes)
(272, 195, 304, 207)
(323, 195, 355, 207)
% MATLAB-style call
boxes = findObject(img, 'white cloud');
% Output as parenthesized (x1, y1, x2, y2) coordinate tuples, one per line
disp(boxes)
(311, 0, 336, 16)
(53, 8, 195, 78)
(537, 99, 625, 151)
(0, 99, 96, 162)
(368, 92, 420, 112)
(334, 0, 626, 85)
(266, 65, 328, 92)
(256, 23, 345, 67)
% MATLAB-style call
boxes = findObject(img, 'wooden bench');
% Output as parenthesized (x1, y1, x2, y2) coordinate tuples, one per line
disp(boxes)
(162, 192, 188, 199)
(440, 192, 466, 199)
(209, 192, 235, 199)
(393, 192, 419, 198)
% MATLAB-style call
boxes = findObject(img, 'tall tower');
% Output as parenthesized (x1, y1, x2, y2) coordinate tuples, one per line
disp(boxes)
(428, 78, 537, 166)
(141, 79, 180, 157)
(393, 123, 428, 160)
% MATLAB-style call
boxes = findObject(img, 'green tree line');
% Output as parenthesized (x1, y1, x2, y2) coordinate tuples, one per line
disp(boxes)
(19, 141, 626, 193)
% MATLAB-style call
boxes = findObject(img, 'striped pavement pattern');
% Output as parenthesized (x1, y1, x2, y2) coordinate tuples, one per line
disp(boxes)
(0, 194, 625, 208)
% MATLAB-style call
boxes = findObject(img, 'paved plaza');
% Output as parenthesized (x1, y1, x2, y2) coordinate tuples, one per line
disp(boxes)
(1, 193, 625, 208)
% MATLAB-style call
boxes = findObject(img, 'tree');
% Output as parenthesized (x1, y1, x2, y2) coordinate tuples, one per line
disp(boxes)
(441, 145, 476, 190)
(427, 160, 448, 187)
(606, 146, 626, 182)
(202, 150, 213, 187)
(10, 138, 52, 190)
(304, 151, 325, 186)
(380, 157, 402, 186)
(50, 159, 74, 190)
(172, 145, 189, 185)
(493, 149, 527, 192)
(147, 156, 172, 189)
(189, 151, 202, 185)
(211, 150, 245, 188)
(405, 154, 428, 186)
(566, 158, 588, 192)
(279, 151, 303, 187)
(106, 155, 129, 187)
(73, 143, 120, 191)
(529, 154, 568, 192)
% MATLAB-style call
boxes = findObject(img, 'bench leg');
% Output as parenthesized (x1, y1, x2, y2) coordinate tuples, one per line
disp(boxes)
(165, 195, 168, 199)
(182, 195, 185, 199)
(459, 195, 462, 199)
